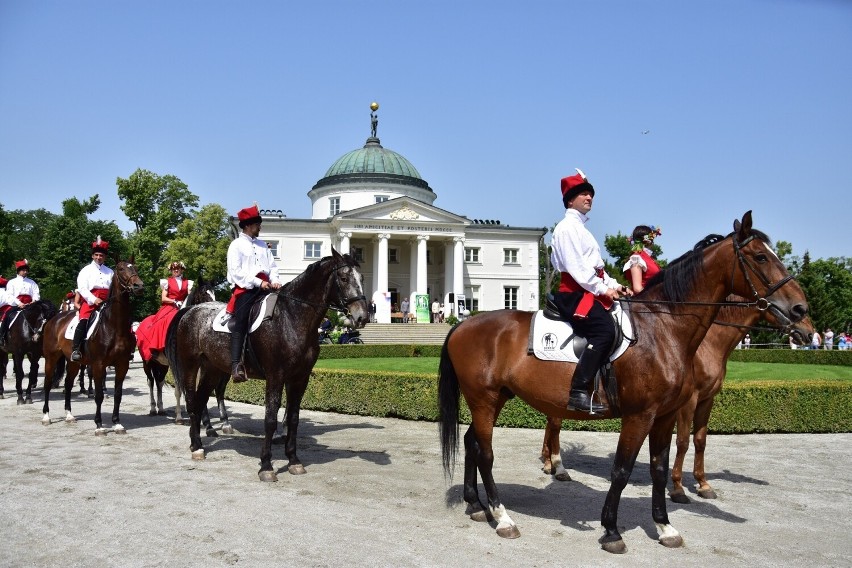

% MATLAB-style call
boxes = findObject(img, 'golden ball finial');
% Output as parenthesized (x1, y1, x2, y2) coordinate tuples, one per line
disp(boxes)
(370, 101, 379, 111)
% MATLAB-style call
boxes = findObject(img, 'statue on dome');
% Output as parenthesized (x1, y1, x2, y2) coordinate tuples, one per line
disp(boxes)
(370, 101, 379, 138)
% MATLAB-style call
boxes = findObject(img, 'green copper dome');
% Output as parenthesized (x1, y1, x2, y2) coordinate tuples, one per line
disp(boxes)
(323, 138, 422, 179)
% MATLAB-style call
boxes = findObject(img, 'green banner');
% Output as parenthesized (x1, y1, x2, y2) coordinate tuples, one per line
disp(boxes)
(415, 294, 430, 323)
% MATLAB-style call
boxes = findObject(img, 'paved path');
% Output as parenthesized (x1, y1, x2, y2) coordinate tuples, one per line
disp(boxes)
(0, 361, 850, 567)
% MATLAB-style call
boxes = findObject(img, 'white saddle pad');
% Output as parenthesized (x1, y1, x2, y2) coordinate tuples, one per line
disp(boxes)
(63, 311, 102, 340)
(212, 294, 276, 334)
(530, 302, 633, 362)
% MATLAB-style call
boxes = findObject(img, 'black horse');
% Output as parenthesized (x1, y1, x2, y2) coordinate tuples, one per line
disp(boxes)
(165, 249, 369, 480)
(0, 300, 58, 404)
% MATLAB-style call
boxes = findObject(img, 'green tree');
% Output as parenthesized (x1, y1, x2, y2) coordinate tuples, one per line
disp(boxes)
(116, 169, 199, 315)
(37, 196, 126, 303)
(0, 208, 59, 277)
(797, 255, 852, 334)
(163, 204, 231, 296)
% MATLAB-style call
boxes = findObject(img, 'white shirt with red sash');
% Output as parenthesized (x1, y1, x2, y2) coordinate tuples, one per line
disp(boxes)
(550, 208, 620, 296)
(6, 275, 40, 305)
(226, 232, 280, 313)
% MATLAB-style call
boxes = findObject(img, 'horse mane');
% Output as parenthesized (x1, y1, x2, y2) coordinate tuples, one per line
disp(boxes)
(281, 253, 359, 295)
(24, 299, 58, 320)
(642, 228, 772, 303)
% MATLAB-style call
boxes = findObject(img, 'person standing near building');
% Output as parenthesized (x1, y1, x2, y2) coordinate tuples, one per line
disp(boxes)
(550, 169, 630, 413)
(72, 237, 113, 361)
(823, 328, 834, 350)
(0, 259, 41, 346)
(226, 204, 281, 383)
(401, 297, 410, 323)
(431, 299, 440, 323)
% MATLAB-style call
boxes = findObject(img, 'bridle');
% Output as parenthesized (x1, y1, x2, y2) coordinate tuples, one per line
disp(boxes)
(274, 259, 367, 317)
(730, 233, 797, 329)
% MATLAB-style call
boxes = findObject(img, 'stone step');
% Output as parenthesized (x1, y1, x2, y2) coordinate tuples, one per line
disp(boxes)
(356, 323, 451, 345)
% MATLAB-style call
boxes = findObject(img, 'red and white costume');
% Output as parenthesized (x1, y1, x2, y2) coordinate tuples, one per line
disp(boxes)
(135, 276, 193, 361)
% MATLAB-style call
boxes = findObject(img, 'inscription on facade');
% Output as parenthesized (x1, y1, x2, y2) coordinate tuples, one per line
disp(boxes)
(352, 223, 453, 233)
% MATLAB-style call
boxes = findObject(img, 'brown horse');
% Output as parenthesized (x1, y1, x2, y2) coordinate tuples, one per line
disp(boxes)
(438, 212, 809, 554)
(0, 300, 58, 404)
(539, 299, 815, 496)
(165, 249, 369, 481)
(41, 258, 144, 433)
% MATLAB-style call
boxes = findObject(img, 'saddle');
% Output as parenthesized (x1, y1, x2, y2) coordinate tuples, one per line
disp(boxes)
(212, 293, 276, 334)
(63, 311, 103, 340)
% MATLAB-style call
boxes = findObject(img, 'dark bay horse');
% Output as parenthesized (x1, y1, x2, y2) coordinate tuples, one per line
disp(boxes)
(0, 300, 58, 404)
(438, 212, 809, 554)
(539, 298, 815, 494)
(41, 258, 144, 433)
(138, 280, 216, 419)
(166, 249, 368, 481)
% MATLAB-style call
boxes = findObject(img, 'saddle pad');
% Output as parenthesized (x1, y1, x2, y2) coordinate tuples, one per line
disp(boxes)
(212, 294, 276, 334)
(63, 311, 102, 340)
(529, 302, 633, 363)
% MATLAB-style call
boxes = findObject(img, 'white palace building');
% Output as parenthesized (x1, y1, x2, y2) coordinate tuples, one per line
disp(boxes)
(240, 106, 546, 324)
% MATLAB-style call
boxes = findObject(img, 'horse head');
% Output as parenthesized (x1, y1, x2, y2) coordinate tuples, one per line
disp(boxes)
(114, 257, 145, 297)
(728, 211, 809, 338)
(328, 248, 369, 329)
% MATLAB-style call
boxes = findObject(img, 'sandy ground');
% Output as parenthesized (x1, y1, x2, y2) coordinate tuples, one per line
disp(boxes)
(1, 360, 851, 568)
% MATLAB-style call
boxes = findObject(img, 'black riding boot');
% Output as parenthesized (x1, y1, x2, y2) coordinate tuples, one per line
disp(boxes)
(567, 345, 608, 413)
(71, 319, 89, 362)
(230, 330, 247, 383)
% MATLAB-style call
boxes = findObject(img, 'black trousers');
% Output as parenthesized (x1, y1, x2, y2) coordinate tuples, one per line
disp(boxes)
(229, 288, 263, 364)
(552, 291, 615, 354)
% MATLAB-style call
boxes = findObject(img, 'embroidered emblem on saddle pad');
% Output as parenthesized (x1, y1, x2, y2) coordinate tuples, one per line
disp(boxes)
(63, 311, 102, 340)
(212, 294, 276, 334)
(528, 302, 634, 362)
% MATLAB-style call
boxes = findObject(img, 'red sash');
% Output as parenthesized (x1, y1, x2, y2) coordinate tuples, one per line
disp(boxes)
(226, 273, 270, 314)
(161, 277, 189, 307)
(559, 270, 613, 318)
(16, 294, 33, 305)
(79, 288, 110, 320)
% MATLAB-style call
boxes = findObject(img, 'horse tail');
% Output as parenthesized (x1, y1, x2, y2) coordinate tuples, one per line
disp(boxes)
(438, 324, 462, 479)
(53, 356, 66, 388)
(164, 307, 191, 394)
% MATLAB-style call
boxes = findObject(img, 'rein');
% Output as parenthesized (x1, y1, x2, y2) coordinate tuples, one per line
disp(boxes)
(274, 261, 366, 317)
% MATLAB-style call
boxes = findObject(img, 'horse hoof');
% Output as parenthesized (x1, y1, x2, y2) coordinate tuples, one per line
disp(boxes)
(149, 410, 157, 416)
(601, 539, 627, 554)
(0, 393, 4, 399)
(669, 490, 691, 504)
(660, 534, 684, 548)
(17, 398, 24, 406)
(191, 449, 206, 460)
(65, 416, 77, 424)
(42, 415, 51, 426)
(258, 470, 278, 482)
(222, 425, 234, 435)
(95, 428, 108, 436)
(25, 397, 33, 405)
(113, 425, 127, 435)
(157, 410, 167, 416)
(206, 428, 218, 438)
(697, 488, 718, 500)
(554, 471, 572, 482)
(175, 418, 185, 426)
(288, 464, 307, 475)
(469, 510, 489, 523)
(496, 525, 521, 539)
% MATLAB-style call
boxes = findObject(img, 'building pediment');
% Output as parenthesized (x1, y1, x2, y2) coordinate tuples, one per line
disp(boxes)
(333, 197, 469, 226)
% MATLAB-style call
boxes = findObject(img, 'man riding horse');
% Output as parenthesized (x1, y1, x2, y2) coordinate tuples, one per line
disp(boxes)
(72, 237, 113, 362)
(0, 259, 41, 347)
(550, 169, 631, 413)
(225, 204, 281, 383)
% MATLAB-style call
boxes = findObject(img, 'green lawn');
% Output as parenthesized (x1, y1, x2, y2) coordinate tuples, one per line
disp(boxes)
(314, 357, 852, 383)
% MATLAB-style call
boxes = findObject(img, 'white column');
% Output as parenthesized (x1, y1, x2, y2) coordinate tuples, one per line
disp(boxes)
(409, 238, 418, 297)
(444, 240, 454, 315)
(416, 235, 429, 295)
(453, 237, 465, 310)
(374, 233, 391, 324)
(338, 231, 352, 254)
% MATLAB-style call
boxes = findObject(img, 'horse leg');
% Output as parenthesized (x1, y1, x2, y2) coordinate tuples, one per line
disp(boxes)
(468, 405, 520, 539)
(648, 413, 684, 548)
(25, 352, 39, 404)
(542, 416, 571, 481)
(63, 363, 80, 424)
(13, 353, 25, 405)
(462, 426, 487, 521)
(87, 367, 94, 398)
(202, 406, 216, 437)
(215, 376, 233, 435)
(670, 399, 696, 504)
(41, 354, 59, 425)
(271, 378, 307, 480)
(184, 365, 208, 459)
(600, 413, 653, 554)
(144, 361, 157, 416)
(91, 364, 109, 433)
(692, 397, 717, 499)
(0, 351, 7, 398)
(110, 360, 130, 433)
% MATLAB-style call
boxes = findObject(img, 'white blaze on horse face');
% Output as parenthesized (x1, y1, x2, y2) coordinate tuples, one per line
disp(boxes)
(763, 242, 780, 260)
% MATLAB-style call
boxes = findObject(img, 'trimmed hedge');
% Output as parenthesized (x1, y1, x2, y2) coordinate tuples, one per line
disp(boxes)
(220, 370, 852, 434)
(729, 348, 852, 366)
(317, 344, 443, 359)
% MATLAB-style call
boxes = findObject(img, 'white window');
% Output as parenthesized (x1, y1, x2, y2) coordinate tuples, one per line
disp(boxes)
(329, 197, 340, 216)
(503, 248, 519, 265)
(465, 247, 480, 263)
(504, 286, 519, 310)
(352, 246, 364, 263)
(304, 241, 322, 259)
(375, 195, 389, 203)
(267, 240, 279, 258)
(388, 247, 399, 264)
(464, 285, 480, 312)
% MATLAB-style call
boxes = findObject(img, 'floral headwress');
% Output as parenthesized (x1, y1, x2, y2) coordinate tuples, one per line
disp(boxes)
(629, 226, 662, 252)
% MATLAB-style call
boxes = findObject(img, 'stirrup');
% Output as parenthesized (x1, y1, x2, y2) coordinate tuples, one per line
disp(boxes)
(71, 349, 82, 362)
(230, 362, 247, 383)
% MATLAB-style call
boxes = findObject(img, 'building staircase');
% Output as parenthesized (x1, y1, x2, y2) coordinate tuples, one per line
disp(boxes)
(356, 322, 451, 345)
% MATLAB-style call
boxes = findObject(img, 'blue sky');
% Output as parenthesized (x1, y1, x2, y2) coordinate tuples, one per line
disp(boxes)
(1, 0, 849, 262)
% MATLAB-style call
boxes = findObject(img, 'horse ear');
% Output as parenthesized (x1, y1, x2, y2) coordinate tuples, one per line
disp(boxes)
(331, 247, 342, 260)
(735, 211, 753, 240)
(129, 254, 135, 264)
